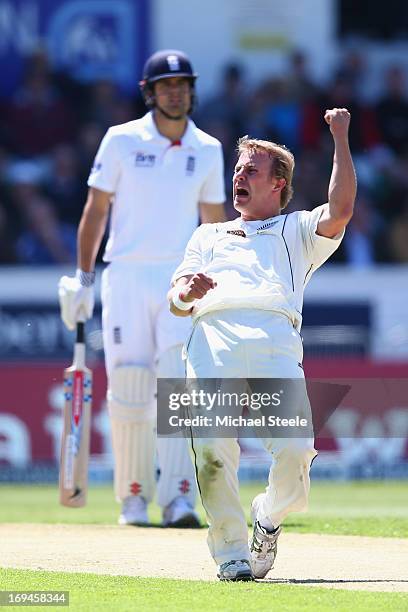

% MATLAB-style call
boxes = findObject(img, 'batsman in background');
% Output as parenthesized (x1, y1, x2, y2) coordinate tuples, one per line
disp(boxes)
(169, 108, 356, 579)
(58, 49, 226, 527)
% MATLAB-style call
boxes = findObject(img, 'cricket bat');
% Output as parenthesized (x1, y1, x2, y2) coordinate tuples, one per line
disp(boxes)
(59, 319, 92, 507)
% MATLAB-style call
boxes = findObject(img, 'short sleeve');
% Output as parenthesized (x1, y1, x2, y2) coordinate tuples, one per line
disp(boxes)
(171, 225, 213, 284)
(198, 144, 226, 204)
(298, 204, 345, 269)
(87, 128, 121, 194)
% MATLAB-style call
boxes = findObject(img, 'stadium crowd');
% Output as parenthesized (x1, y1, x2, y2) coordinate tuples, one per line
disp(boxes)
(0, 48, 407, 266)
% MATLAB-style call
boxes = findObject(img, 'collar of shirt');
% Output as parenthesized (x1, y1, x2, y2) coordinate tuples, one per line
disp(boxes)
(232, 215, 285, 235)
(138, 111, 200, 149)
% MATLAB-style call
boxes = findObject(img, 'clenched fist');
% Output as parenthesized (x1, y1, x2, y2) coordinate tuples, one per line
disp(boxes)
(181, 272, 217, 302)
(324, 108, 350, 138)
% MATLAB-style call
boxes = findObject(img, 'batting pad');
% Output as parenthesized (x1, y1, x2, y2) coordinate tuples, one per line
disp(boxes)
(110, 417, 156, 503)
(108, 365, 155, 422)
(156, 345, 197, 508)
(156, 436, 197, 508)
(108, 365, 156, 502)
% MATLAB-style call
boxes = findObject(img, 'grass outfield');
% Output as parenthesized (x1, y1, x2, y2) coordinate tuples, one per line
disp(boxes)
(1, 482, 407, 610)
(1, 569, 407, 611)
(0, 480, 407, 537)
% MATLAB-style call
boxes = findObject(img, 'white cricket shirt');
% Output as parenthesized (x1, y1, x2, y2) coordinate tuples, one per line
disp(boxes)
(172, 206, 344, 330)
(87, 112, 225, 262)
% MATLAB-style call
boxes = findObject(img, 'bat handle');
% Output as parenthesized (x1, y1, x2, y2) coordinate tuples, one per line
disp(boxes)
(74, 309, 87, 368)
(76, 321, 85, 345)
(76, 307, 86, 344)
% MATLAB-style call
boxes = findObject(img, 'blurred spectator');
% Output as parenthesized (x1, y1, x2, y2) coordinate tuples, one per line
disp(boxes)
(80, 79, 134, 131)
(0, 45, 407, 266)
(342, 191, 378, 266)
(198, 63, 247, 145)
(285, 50, 321, 102)
(197, 62, 248, 217)
(375, 65, 408, 156)
(248, 77, 302, 153)
(0, 203, 17, 263)
(21, 47, 88, 114)
(335, 49, 370, 101)
(386, 199, 408, 262)
(4, 53, 76, 158)
(311, 75, 380, 153)
(198, 64, 247, 155)
(289, 149, 328, 213)
(250, 52, 321, 156)
(44, 144, 87, 226)
(76, 122, 106, 181)
(366, 146, 407, 221)
(7, 162, 76, 264)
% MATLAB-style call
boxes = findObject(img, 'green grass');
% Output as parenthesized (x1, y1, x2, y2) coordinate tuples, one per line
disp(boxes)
(242, 480, 408, 538)
(1, 484, 407, 609)
(0, 481, 407, 537)
(1, 569, 407, 612)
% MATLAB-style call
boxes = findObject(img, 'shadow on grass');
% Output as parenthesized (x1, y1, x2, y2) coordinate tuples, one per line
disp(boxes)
(118, 523, 206, 530)
(263, 577, 408, 585)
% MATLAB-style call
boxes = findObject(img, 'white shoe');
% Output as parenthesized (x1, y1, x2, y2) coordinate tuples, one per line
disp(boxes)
(162, 496, 200, 528)
(118, 495, 148, 526)
(249, 493, 282, 579)
(217, 559, 254, 581)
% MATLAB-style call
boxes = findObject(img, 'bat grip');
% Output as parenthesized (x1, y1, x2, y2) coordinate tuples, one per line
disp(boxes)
(76, 305, 86, 343)
(76, 321, 85, 344)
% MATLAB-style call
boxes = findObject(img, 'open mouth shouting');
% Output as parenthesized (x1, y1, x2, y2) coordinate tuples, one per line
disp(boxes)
(234, 185, 250, 203)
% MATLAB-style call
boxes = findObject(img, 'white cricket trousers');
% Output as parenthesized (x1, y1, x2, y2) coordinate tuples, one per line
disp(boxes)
(185, 309, 317, 565)
(101, 260, 196, 507)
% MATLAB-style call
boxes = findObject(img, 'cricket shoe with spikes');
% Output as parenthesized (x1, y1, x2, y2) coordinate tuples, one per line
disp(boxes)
(217, 559, 254, 581)
(118, 495, 149, 526)
(249, 493, 282, 578)
(162, 496, 200, 528)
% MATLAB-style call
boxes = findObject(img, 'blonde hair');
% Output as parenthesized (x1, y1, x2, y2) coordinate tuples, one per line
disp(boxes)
(237, 136, 295, 210)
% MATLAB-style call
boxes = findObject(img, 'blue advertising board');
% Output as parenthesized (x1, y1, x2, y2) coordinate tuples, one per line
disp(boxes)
(0, 0, 149, 97)
(0, 302, 371, 362)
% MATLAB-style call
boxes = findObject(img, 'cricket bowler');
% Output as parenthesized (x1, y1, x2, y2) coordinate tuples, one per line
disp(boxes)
(169, 108, 356, 580)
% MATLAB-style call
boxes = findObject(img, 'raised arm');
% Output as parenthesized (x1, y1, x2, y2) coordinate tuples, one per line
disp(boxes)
(317, 108, 357, 239)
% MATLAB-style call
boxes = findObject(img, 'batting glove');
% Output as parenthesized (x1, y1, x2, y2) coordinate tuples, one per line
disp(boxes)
(58, 269, 95, 331)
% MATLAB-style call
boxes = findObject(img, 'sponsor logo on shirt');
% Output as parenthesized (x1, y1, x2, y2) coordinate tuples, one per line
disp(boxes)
(186, 156, 195, 175)
(227, 230, 246, 237)
(135, 152, 156, 167)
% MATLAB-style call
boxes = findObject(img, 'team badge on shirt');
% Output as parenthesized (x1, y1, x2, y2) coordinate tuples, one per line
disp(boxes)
(90, 161, 102, 173)
(135, 152, 156, 167)
(113, 326, 122, 344)
(186, 156, 195, 175)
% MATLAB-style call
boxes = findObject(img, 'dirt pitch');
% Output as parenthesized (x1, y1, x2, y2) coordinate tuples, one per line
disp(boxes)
(1, 524, 407, 592)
